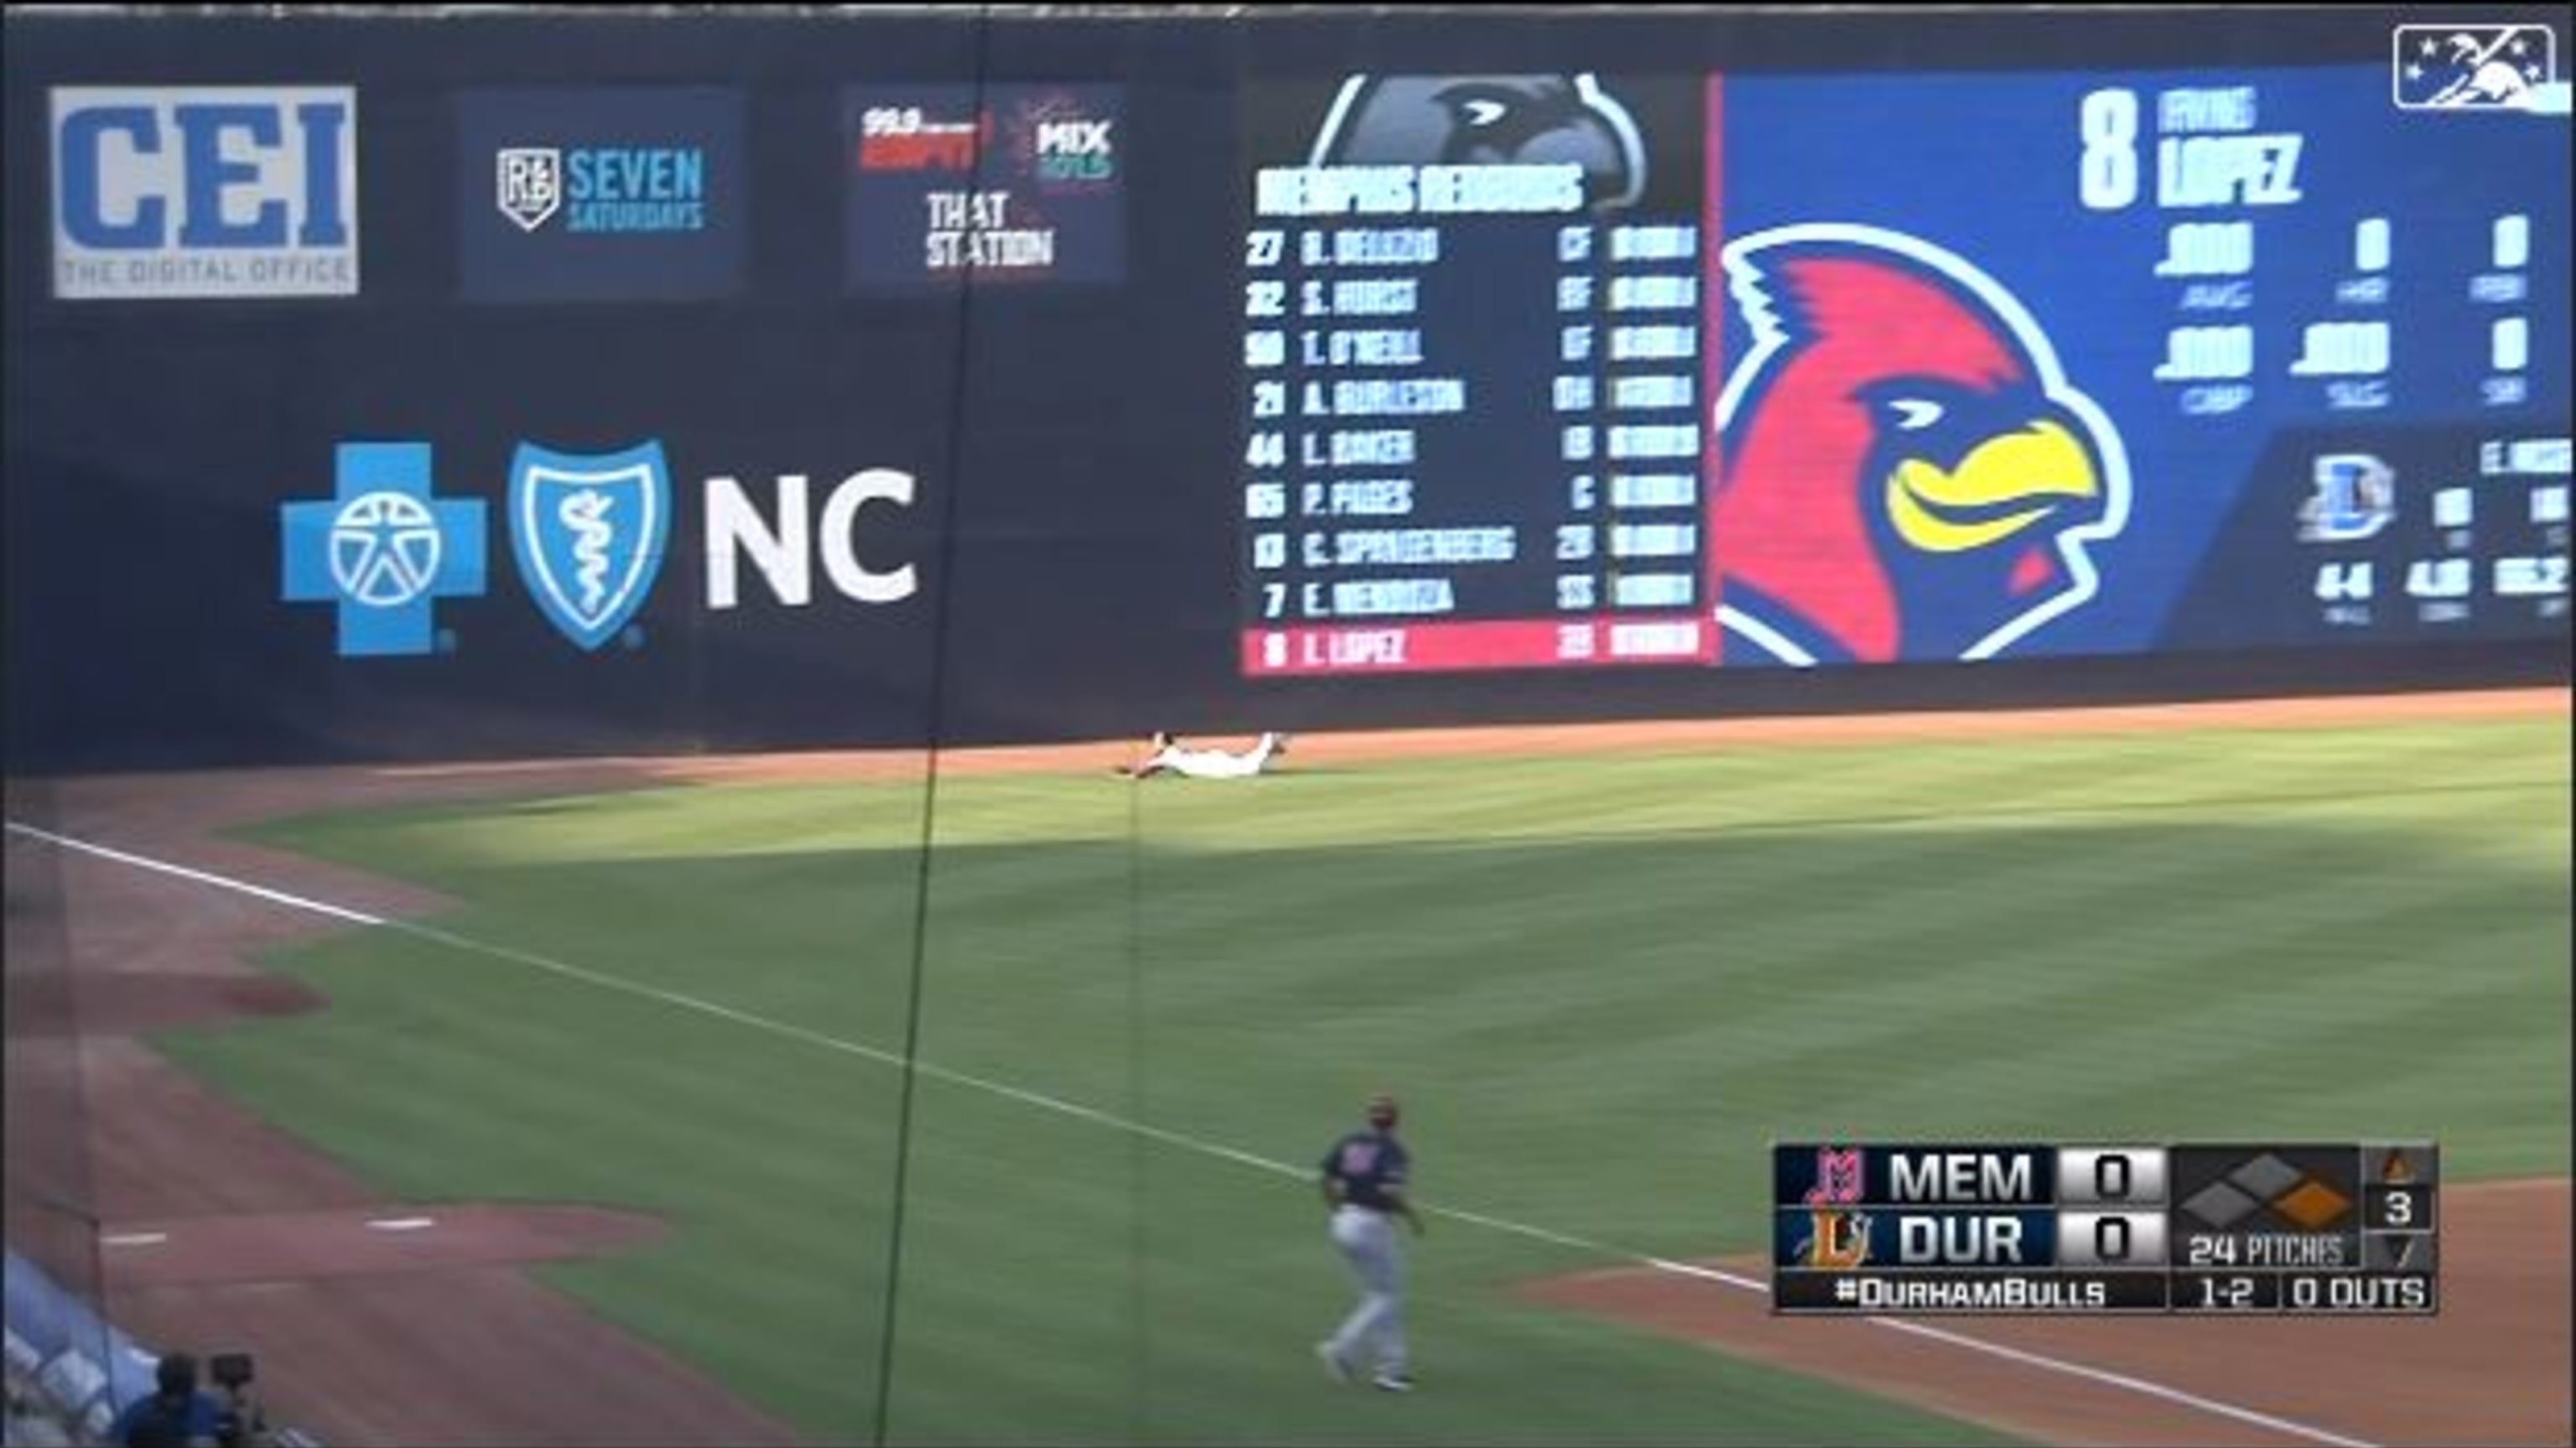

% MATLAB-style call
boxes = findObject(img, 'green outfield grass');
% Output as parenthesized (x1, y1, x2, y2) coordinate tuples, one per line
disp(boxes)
(158, 713, 2571, 1445)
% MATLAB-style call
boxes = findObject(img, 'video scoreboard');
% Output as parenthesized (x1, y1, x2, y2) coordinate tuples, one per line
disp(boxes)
(1239, 48, 2571, 677)
(1773, 1142, 2438, 1315)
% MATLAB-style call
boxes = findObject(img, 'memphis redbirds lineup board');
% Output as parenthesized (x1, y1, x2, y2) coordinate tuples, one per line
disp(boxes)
(1772, 1143, 2441, 1316)
(1237, 38, 2573, 676)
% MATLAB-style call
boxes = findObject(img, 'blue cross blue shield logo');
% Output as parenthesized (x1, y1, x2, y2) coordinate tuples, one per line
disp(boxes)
(280, 442, 488, 657)
(507, 440, 673, 651)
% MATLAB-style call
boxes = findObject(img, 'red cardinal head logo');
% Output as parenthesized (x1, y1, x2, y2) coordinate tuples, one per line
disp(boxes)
(1711, 226, 2131, 664)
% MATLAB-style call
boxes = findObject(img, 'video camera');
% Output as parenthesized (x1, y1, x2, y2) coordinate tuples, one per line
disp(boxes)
(206, 1353, 264, 1447)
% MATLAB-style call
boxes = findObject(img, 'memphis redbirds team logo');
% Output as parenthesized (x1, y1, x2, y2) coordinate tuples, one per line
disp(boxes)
(1805, 1146, 1865, 1206)
(1308, 74, 1646, 210)
(1711, 225, 2133, 665)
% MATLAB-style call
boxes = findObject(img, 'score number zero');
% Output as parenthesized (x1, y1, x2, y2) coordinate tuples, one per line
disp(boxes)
(2059, 1147, 2168, 1269)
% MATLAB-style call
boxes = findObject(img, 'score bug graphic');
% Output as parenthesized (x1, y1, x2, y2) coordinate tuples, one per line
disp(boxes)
(1772, 1142, 2434, 1314)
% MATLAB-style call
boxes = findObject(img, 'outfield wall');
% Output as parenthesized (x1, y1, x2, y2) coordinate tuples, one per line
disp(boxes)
(5, 7, 2568, 774)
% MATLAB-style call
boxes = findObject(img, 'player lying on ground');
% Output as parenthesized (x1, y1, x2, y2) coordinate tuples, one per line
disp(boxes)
(1118, 730, 1290, 779)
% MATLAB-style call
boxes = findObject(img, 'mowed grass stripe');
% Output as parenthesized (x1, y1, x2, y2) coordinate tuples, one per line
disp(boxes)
(1607, 823, 2302, 1077)
(170, 714, 2565, 1445)
(547, 1253, 884, 1433)
(169, 930, 911, 1212)
(1145, 739, 2552, 1024)
(1155, 720, 2558, 850)
(875, 1092, 1986, 1448)
(1462, 814, 2558, 1240)
(2079, 902, 2569, 1093)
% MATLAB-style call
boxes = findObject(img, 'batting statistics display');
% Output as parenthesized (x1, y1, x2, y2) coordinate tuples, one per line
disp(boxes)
(1239, 39, 2571, 676)
(1772, 1142, 2440, 1315)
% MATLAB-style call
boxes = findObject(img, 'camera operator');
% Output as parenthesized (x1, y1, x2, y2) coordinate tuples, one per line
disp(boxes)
(205, 1354, 273, 1448)
(108, 1352, 273, 1448)
(106, 1353, 221, 1448)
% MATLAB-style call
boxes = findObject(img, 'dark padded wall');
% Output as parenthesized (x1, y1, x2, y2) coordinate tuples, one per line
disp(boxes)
(6, 8, 2564, 774)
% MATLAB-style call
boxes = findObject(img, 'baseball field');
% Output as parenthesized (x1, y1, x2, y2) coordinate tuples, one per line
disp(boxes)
(3, 691, 2568, 1445)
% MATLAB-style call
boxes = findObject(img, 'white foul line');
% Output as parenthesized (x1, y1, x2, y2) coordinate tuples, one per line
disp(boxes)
(5, 818, 2376, 1448)
(6, 825, 385, 927)
(1645, 1259, 2376, 1448)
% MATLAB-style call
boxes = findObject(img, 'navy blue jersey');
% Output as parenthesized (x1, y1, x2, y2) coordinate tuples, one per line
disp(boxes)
(1322, 1129, 1410, 1211)
(108, 1391, 225, 1448)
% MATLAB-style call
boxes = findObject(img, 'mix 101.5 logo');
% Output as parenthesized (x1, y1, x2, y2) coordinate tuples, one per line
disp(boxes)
(50, 86, 360, 299)
(279, 440, 921, 657)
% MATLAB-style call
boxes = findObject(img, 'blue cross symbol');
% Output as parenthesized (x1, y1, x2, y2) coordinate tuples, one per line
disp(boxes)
(280, 442, 487, 657)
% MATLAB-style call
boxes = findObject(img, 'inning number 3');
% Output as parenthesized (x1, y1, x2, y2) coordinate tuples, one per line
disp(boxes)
(2080, 89, 2137, 211)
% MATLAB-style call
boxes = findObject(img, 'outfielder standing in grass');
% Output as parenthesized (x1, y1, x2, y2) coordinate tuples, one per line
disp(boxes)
(1315, 1093, 1422, 1392)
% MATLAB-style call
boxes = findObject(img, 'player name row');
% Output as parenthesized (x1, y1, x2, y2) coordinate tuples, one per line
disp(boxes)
(1259, 426, 1700, 466)
(1252, 330, 1708, 374)
(1249, 271, 1682, 314)
(1249, 276, 1697, 319)
(1773, 1270, 2435, 1314)
(1259, 475, 1698, 519)
(1249, 225, 1699, 267)
(1259, 376, 1701, 415)
(1254, 522, 1697, 567)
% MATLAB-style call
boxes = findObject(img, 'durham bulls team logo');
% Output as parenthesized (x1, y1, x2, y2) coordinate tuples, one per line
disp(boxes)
(1713, 225, 2133, 665)
(507, 440, 672, 651)
(1796, 1209, 1873, 1270)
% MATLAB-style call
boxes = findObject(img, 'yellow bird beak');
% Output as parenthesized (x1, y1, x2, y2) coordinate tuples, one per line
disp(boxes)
(1884, 418, 2101, 554)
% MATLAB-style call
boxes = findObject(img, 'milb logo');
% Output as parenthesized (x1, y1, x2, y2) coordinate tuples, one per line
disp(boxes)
(2392, 24, 2558, 111)
(50, 86, 359, 300)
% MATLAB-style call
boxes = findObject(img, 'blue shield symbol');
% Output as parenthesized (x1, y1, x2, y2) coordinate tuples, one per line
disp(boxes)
(507, 441, 672, 651)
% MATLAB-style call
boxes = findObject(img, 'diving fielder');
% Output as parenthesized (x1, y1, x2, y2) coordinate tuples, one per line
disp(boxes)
(1119, 731, 1288, 780)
